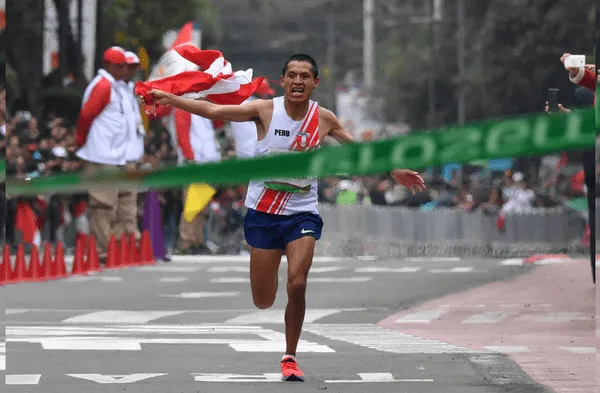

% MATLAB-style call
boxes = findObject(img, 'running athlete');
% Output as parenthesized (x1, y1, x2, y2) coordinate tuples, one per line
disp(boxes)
(145, 53, 426, 381)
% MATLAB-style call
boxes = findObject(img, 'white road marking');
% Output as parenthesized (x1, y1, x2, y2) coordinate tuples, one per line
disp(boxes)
(193, 373, 282, 382)
(6, 375, 42, 385)
(139, 266, 199, 273)
(395, 307, 449, 323)
(310, 266, 347, 273)
(404, 257, 461, 262)
(354, 267, 421, 273)
(159, 292, 239, 299)
(518, 312, 592, 323)
(159, 277, 188, 283)
(428, 267, 475, 273)
(462, 310, 519, 324)
(207, 266, 249, 273)
(558, 346, 595, 354)
(325, 373, 433, 383)
(0, 342, 5, 371)
(303, 324, 481, 354)
(484, 346, 531, 353)
(356, 256, 379, 261)
(171, 255, 345, 264)
(67, 374, 167, 384)
(226, 308, 361, 324)
(210, 277, 250, 283)
(61, 310, 186, 324)
(66, 276, 123, 282)
(6, 309, 31, 315)
(500, 258, 525, 265)
(311, 277, 372, 283)
(43, 340, 142, 351)
(8, 324, 335, 353)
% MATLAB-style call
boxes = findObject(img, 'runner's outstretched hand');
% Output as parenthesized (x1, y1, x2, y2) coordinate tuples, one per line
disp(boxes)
(389, 169, 426, 194)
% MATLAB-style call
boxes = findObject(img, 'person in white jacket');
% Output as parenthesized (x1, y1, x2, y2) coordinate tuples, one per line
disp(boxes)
(113, 51, 145, 241)
(75, 46, 128, 261)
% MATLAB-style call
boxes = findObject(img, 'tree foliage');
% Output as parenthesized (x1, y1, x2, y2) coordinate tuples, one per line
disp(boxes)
(380, 0, 595, 129)
(104, 0, 222, 64)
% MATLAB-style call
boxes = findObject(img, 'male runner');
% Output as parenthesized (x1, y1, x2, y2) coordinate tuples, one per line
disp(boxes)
(145, 53, 425, 381)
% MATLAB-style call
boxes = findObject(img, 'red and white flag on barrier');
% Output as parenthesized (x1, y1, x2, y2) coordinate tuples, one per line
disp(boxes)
(135, 44, 267, 110)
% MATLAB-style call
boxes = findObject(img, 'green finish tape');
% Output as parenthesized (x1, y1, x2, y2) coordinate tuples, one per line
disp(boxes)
(6, 108, 596, 196)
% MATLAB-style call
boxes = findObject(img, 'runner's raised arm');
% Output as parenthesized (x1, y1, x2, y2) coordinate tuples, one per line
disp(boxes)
(146, 89, 266, 122)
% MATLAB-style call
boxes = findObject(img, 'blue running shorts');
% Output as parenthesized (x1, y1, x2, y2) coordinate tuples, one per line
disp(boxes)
(243, 208, 324, 250)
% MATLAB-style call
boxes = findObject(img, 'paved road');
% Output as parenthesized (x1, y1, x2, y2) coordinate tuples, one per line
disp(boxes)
(5, 255, 557, 392)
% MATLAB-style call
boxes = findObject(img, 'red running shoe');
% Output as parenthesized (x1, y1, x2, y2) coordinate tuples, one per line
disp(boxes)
(281, 355, 304, 382)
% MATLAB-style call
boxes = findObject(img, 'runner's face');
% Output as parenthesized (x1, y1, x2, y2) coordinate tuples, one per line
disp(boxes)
(281, 61, 319, 103)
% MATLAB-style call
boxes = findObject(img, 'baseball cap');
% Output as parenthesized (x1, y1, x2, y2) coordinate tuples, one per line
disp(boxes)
(125, 51, 140, 65)
(103, 46, 127, 64)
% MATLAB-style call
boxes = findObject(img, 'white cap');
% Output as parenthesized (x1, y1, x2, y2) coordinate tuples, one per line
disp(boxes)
(125, 51, 140, 64)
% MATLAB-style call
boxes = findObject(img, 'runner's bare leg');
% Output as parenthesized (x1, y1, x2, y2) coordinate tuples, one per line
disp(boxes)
(250, 248, 283, 309)
(283, 236, 315, 356)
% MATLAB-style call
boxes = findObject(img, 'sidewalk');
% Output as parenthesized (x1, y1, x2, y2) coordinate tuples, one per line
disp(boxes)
(378, 258, 595, 393)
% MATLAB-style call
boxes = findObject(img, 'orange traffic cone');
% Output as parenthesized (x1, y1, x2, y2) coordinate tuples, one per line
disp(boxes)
(105, 235, 119, 269)
(41, 243, 53, 280)
(87, 236, 102, 272)
(11, 244, 27, 283)
(140, 230, 154, 265)
(27, 244, 43, 282)
(71, 239, 87, 275)
(118, 235, 129, 268)
(0, 244, 10, 285)
(127, 233, 138, 266)
(53, 242, 68, 278)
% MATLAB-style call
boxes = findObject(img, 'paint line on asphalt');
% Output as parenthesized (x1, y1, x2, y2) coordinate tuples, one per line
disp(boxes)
(404, 257, 461, 262)
(304, 323, 481, 354)
(462, 310, 519, 324)
(6, 375, 42, 385)
(42, 340, 142, 351)
(159, 292, 240, 299)
(558, 346, 595, 354)
(159, 277, 188, 283)
(0, 342, 5, 371)
(484, 346, 531, 353)
(225, 308, 362, 324)
(67, 373, 167, 384)
(61, 310, 186, 324)
(354, 267, 421, 273)
(500, 258, 525, 266)
(395, 307, 450, 324)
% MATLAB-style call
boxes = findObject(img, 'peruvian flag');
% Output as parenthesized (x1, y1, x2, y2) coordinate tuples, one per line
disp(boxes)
(135, 44, 267, 109)
(15, 201, 41, 246)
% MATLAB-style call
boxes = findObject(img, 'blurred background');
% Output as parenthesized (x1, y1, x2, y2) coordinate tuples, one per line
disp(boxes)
(1, 0, 597, 257)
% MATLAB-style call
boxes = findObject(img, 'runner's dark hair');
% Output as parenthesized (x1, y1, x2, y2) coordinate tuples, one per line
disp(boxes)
(282, 54, 319, 79)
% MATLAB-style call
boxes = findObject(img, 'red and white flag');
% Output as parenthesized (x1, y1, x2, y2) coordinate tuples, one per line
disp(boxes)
(15, 201, 41, 246)
(135, 44, 266, 109)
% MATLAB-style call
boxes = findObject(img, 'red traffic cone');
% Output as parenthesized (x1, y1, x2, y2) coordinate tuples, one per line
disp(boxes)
(0, 244, 10, 285)
(87, 236, 102, 272)
(118, 235, 129, 268)
(140, 230, 154, 265)
(105, 235, 119, 269)
(127, 233, 138, 266)
(71, 239, 87, 275)
(11, 244, 27, 283)
(53, 242, 68, 278)
(41, 243, 53, 280)
(27, 244, 43, 282)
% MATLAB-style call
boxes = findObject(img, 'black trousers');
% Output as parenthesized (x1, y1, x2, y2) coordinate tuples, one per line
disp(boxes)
(582, 148, 595, 282)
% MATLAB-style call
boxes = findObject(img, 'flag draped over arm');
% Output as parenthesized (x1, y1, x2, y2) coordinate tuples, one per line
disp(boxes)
(134, 45, 267, 109)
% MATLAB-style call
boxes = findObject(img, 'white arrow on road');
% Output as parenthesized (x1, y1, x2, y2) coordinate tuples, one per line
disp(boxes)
(67, 374, 167, 384)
